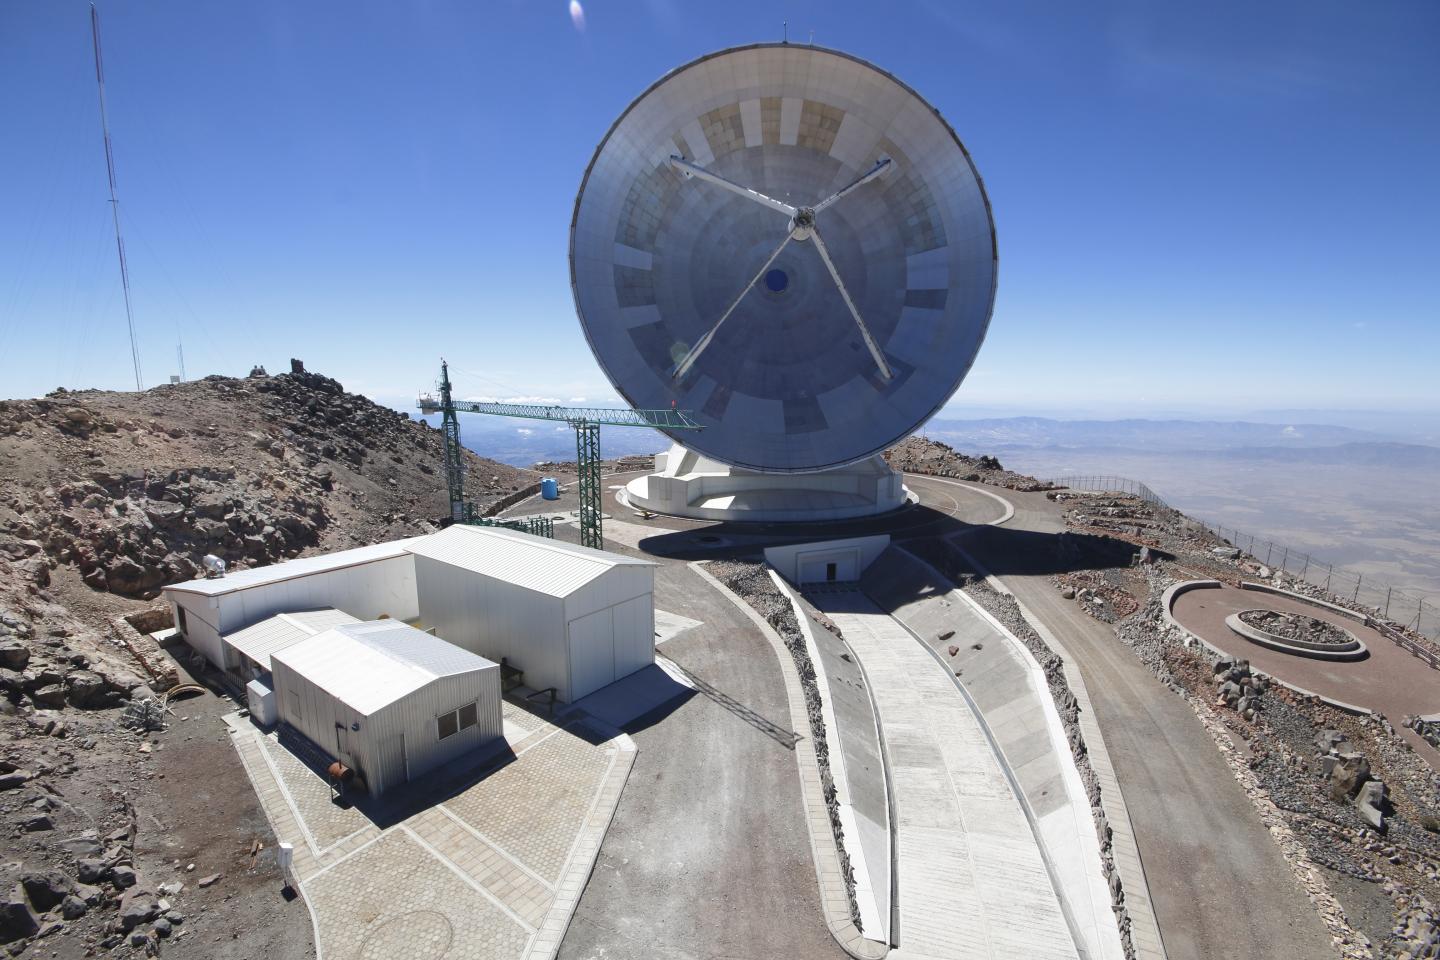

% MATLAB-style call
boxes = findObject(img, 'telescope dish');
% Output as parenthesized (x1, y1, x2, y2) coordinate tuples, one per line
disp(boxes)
(570, 43, 997, 473)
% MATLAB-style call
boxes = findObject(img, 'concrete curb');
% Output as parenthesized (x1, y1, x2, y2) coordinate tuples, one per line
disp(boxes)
(1238, 581, 1370, 622)
(1223, 612, 1367, 661)
(770, 571, 895, 945)
(904, 473, 1015, 526)
(1164, 580, 1373, 717)
(688, 561, 888, 960)
(948, 541, 1170, 960)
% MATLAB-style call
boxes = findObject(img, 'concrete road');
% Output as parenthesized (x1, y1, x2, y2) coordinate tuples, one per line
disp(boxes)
(963, 490, 1339, 960)
(560, 560, 841, 960)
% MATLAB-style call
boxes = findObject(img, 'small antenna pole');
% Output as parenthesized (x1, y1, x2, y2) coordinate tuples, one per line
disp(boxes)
(176, 342, 186, 381)
(809, 29, 814, 45)
(91, 3, 143, 391)
(783, 20, 788, 43)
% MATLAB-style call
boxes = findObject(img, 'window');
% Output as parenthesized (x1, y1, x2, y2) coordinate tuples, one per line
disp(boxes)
(437, 700, 479, 741)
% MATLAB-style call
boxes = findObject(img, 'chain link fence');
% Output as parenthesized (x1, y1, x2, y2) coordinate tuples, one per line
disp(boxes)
(1046, 475, 1436, 642)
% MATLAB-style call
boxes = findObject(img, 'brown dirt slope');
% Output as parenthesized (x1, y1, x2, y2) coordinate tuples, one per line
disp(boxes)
(0, 366, 529, 956)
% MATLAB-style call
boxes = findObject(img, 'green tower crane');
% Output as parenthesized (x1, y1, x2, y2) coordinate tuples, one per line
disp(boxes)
(419, 362, 700, 550)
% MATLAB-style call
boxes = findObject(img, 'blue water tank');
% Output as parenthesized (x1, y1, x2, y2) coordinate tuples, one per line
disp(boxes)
(541, 477, 559, 500)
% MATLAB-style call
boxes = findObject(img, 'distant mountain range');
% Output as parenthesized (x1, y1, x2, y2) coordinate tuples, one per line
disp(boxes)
(920, 417, 1405, 452)
(423, 410, 1440, 470)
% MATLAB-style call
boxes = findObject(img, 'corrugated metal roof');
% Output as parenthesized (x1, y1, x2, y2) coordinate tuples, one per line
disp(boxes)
(162, 538, 426, 598)
(223, 608, 360, 672)
(273, 620, 495, 716)
(404, 525, 654, 598)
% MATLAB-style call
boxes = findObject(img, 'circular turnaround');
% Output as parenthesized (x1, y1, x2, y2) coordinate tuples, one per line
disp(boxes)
(570, 43, 997, 473)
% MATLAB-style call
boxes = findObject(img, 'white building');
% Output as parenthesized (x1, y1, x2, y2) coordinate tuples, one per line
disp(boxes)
(164, 540, 422, 673)
(408, 525, 656, 703)
(223, 608, 360, 679)
(161, 526, 658, 706)
(270, 620, 502, 796)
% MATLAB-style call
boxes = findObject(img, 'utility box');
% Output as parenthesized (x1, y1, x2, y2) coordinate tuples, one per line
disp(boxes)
(246, 678, 278, 727)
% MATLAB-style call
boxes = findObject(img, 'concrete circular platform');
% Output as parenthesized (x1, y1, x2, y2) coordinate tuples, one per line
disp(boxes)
(1169, 583, 1440, 765)
(1224, 609, 1368, 661)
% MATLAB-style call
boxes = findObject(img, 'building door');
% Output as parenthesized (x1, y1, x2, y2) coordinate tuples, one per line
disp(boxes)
(568, 608, 616, 701)
(826, 562, 837, 582)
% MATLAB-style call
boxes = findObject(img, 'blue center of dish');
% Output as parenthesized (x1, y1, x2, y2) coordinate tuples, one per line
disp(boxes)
(764, 268, 789, 293)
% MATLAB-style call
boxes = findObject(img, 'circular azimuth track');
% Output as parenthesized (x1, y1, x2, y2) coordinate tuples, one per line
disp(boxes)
(570, 43, 998, 474)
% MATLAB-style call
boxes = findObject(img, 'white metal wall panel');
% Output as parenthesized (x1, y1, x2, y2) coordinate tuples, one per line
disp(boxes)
(567, 608, 615, 702)
(611, 594, 656, 682)
(224, 554, 418, 634)
(414, 556, 569, 697)
(368, 669, 502, 793)
(172, 598, 225, 667)
(272, 656, 365, 769)
(564, 564, 655, 622)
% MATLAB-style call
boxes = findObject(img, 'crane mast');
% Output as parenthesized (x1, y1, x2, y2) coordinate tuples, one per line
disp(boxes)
(419, 363, 700, 549)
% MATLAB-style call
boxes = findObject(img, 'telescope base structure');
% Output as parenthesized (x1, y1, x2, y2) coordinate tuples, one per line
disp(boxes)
(620, 444, 909, 524)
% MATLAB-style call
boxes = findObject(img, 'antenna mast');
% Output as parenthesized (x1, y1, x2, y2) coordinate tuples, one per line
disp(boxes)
(90, 4, 143, 391)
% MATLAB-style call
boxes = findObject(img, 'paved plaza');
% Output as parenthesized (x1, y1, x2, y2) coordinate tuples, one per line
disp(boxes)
(227, 701, 635, 960)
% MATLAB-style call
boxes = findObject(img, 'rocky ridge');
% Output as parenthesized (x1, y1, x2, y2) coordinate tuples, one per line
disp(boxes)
(0, 364, 529, 956)
(883, 436, 1052, 491)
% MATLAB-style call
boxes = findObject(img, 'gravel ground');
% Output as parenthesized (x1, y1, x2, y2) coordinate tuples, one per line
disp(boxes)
(1240, 609, 1354, 646)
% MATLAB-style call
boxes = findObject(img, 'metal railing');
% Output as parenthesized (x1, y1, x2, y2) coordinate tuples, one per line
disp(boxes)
(1044, 474, 1171, 509)
(1045, 475, 1437, 642)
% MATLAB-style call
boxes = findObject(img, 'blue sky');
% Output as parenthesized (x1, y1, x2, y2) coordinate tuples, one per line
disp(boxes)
(2, 0, 1437, 418)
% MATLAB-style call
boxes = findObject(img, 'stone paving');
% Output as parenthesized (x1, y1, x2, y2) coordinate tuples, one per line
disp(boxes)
(227, 700, 635, 960)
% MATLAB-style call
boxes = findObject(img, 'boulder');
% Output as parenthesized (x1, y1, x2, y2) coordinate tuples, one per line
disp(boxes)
(31, 683, 66, 709)
(20, 868, 73, 912)
(21, 814, 53, 832)
(64, 670, 109, 709)
(0, 771, 31, 791)
(0, 885, 38, 943)
(1329, 753, 1371, 801)
(111, 865, 139, 889)
(1356, 779, 1388, 831)
(75, 858, 109, 884)
(0, 641, 27, 672)
(60, 894, 87, 920)
(120, 899, 159, 930)
(55, 834, 103, 859)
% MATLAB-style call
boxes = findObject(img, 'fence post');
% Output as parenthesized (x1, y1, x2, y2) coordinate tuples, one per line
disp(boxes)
(1325, 565, 1332, 592)
(1280, 547, 1288, 573)
(1385, 587, 1392, 618)
(1301, 554, 1310, 578)
(1353, 574, 1362, 603)
(1266, 543, 1273, 566)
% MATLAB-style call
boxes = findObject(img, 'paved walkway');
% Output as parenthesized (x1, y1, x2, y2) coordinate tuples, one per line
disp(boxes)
(811, 589, 1079, 960)
(227, 701, 634, 960)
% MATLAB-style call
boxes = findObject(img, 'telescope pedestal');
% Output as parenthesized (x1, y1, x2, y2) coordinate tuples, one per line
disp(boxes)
(619, 443, 909, 524)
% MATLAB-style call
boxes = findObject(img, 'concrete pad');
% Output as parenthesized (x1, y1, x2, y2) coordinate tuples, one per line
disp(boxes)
(568, 663, 693, 729)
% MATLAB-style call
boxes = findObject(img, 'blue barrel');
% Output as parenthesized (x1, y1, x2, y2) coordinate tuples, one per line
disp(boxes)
(540, 477, 559, 500)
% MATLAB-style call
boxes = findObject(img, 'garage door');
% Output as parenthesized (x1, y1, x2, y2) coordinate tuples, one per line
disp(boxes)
(611, 596, 654, 681)
(567, 608, 615, 702)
